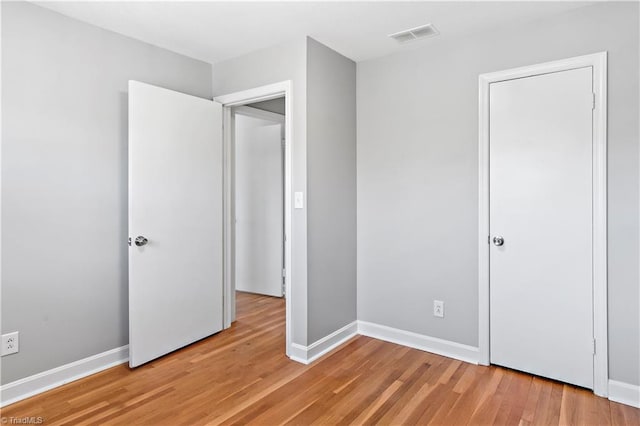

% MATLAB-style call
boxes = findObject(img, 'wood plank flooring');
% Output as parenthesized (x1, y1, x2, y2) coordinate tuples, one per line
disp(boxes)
(2, 291, 638, 425)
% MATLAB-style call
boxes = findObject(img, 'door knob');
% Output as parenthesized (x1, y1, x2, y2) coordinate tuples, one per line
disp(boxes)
(493, 236, 504, 246)
(134, 236, 148, 247)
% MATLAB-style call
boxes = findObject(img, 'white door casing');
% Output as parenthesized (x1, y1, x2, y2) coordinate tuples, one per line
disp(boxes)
(128, 81, 224, 367)
(478, 52, 608, 396)
(215, 81, 294, 358)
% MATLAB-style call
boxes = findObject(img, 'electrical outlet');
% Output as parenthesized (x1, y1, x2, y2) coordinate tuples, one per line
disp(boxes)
(433, 300, 444, 318)
(2, 331, 19, 356)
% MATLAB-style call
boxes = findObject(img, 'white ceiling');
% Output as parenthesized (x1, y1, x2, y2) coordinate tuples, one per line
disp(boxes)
(34, 1, 592, 64)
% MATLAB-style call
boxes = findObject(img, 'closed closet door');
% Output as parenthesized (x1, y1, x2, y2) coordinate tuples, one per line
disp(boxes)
(489, 67, 594, 388)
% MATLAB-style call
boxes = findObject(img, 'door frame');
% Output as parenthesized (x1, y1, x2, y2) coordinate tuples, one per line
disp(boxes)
(214, 81, 293, 357)
(477, 52, 608, 396)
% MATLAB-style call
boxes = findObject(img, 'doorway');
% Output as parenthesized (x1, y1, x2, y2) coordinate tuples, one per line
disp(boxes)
(215, 81, 293, 357)
(478, 53, 608, 396)
(233, 103, 285, 298)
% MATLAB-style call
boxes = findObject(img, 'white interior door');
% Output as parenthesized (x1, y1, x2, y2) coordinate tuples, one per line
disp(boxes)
(234, 112, 284, 297)
(128, 81, 223, 367)
(489, 67, 594, 388)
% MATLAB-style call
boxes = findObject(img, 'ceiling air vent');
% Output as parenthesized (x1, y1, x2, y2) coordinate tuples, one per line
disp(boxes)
(389, 23, 439, 44)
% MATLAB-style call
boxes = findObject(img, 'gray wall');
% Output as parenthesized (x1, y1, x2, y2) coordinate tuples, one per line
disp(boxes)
(212, 38, 310, 345)
(213, 37, 357, 345)
(306, 39, 357, 343)
(357, 1, 639, 386)
(1, 1, 212, 384)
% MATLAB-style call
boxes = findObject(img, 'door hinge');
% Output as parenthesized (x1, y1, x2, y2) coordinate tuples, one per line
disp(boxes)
(593, 338, 596, 355)
(282, 268, 286, 278)
(592, 93, 596, 110)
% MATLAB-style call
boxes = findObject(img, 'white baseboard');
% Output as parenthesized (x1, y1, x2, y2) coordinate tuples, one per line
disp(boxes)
(357, 321, 479, 365)
(609, 379, 640, 408)
(1, 345, 129, 407)
(288, 321, 358, 365)
(288, 343, 308, 364)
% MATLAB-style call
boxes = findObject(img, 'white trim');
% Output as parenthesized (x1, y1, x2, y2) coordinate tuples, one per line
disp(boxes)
(234, 105, 284, 123)
(215, 81, 293, 358)
(221, 105, 236, 324)
(357, 321, 479, 365)
(591, 52, 608, 397)
(478, 52, 608, 396)
(289, 321, 358, 365)
(288, 344, 308, 364)
(215, 82, 289, 106)
(609, 380, 640, 408)
(0, 345, 129, 407)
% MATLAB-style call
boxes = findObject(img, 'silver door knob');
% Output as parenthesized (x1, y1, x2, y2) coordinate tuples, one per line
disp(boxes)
(493, 236, 504, 246)
(134, 236, 148, 247)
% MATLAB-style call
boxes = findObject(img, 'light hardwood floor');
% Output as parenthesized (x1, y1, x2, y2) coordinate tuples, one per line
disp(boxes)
(2, 291, 639, 425)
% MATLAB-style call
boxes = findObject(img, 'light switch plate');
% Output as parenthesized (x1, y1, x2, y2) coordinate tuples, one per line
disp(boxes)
(294, 192, 304, 209)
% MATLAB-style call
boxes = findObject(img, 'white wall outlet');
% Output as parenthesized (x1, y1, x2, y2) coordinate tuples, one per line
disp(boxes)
(433, 300, 444, 318)
(2, 331, 19, 356)
(294, 192, 304, 209)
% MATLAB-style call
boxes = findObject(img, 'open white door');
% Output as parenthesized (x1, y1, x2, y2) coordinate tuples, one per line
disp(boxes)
(128, 81, 223, 367)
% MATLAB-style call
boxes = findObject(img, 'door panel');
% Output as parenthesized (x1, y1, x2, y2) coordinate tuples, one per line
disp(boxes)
(235, 113, 284, 297)
(489, 67, 593, 388)
(128, 81, 223, 367)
